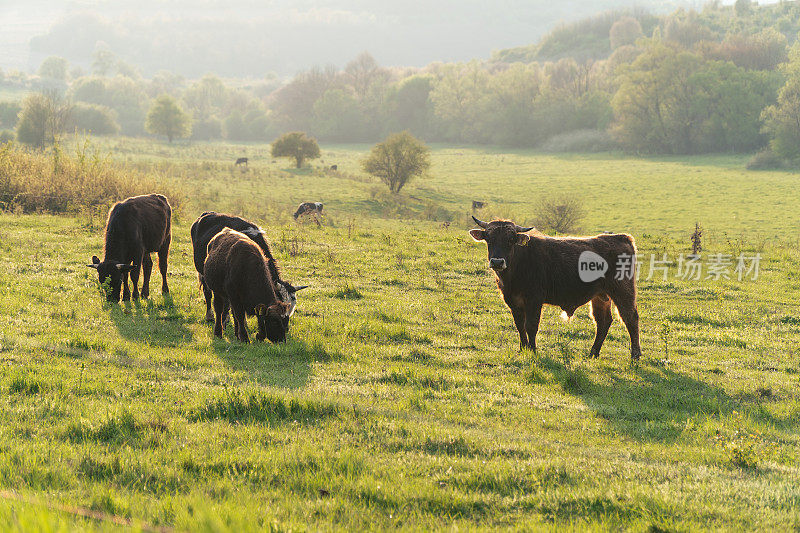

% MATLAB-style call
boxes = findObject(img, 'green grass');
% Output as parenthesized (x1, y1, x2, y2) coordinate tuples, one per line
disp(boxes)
(1, 140, 799, 531)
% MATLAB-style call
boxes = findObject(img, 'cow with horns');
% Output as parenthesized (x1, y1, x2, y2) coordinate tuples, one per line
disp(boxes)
(469, 216, 642, 360)
(190, 212, 307, 331)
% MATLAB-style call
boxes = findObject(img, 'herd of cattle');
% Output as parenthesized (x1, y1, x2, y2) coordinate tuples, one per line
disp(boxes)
(88, 193, 643, 360)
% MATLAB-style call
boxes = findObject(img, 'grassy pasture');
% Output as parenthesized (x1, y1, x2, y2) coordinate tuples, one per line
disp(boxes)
(0, 141, 799, 531)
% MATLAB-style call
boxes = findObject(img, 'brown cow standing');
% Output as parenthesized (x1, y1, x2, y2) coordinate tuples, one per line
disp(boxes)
(204, 228, 289, 343)
(469, 217, 642, 360)
(88, 194, 171, 302)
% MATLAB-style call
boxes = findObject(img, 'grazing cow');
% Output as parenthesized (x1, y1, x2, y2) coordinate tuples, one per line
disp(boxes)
(190, 212, 307, 326)
(204, 228, 289, 343)
(235, 157, 248, 167)
(293, 202, 324, 220)
(472, 200, 486, 210)
(88, 194, 171, 302)
(330, 164, 338, 171)
(469, 216, 641, 360)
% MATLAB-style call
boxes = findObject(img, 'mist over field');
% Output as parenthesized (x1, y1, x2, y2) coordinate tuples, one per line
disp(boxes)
(3, 0, 693, 76)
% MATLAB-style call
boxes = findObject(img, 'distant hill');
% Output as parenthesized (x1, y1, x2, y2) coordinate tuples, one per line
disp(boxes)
(493, 1, 800, 64)
(6, 0, 690, 77)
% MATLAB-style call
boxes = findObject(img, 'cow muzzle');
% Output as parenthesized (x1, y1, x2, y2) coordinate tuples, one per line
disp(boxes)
(489, 258, 507, 271)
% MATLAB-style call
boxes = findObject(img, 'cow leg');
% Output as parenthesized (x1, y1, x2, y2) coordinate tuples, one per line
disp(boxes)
(612, 296, 642, 361)
(589, 296, 613, 358)
(122, 270, 131, 301)
(232, 305, 249, 343)
(213, 294, 227, 338)
(523, 301, 543, 352)
(130, 254, 143, 300)
(201, 275, 214, 322)
(141, 254, 153, 299)
(510, 307, 528, 350)
(157, 243, 170, 294)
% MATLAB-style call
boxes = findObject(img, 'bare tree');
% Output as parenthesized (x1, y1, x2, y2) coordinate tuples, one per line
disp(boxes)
(535, 195, 586, 234)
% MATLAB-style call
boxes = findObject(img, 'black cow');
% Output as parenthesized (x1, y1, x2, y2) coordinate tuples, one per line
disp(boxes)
(235, 157, 248, 167)
(190, 212, 307, 326)
(88, 194, 171, 302)
(469, 216, 642, 360)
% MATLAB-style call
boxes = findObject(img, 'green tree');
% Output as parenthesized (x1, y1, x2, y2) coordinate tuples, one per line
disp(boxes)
(0, 101, 22, 129)
(362, 131, 431, 193)
(762, 43, 800, 160)
(92, 45, 117, 76)
(38, 56, 68, 81)
(16, 91, 72, 148)
(735, 0, 752, 17)
(312, 88, 363, 141)
(609, 17, 643, 50)
(270, 131, 320, 168)
(70, 103, 120, 135)
(145, 94, 191, 143)
(384, 75, 435, 139)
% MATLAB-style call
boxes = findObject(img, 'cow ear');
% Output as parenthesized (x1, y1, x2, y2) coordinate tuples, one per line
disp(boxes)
(91, 255, 100, 265)
(469, 229, 485, 242)
(516, 233, 530, 246)
(267, 303, 288, 318)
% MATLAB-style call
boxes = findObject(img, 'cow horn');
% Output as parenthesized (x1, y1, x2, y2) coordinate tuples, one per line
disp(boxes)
(87, 263, 98, 269)
(471, 216, 489, 228)
(515, 225, 534, 233)
(292, 285, 309, 292)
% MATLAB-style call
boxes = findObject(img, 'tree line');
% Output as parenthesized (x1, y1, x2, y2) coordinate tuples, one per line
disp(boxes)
(4, 2, 800, 162)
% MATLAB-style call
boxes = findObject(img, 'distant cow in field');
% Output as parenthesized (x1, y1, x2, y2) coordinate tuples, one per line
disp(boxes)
(204, 228, 289, 343)
(88, 194, 171, 302)
(235, 157, 248, 167)
(469, 216, 641, 360)
(293, 202, 324, 220)
(330, 164, 338, 171)
(472, 200, 486, 210)
(190, 212, 307, 327)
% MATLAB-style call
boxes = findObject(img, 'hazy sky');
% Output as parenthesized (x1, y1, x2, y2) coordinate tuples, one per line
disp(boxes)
(1, 0, 769, 77)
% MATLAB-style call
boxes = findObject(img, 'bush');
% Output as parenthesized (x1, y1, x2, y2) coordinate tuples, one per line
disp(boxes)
(0, 141, 185, 213)
(539, 129, 618, 153)
(70, 103, 119, 136)
(535, 195, 586, 234)
(746, 149, 785, 170)
(0, 130, 14, 144)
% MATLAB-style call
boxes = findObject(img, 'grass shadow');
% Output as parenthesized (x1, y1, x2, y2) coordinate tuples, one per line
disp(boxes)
(534, 356, 780, 443)
(210, 324, 340, 389)
(107, 295, 193, 347)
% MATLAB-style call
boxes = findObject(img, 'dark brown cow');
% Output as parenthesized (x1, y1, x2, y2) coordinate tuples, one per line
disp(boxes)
(88, 194, 171, 302)
(469, 216, 642, 360)
(293, 202, 323, 220)
(235, 157, 248, 167)
(190, 211, 307, 325)
(204, 228, 289, 343)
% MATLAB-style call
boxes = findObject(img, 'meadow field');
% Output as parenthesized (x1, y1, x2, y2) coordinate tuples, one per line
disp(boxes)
(0, 140, 799, 531)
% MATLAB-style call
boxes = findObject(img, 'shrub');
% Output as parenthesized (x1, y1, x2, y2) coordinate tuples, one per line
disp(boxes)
(0, 130, 14, 144)
(534, 194, 586, 234)
(746, 149, 785, 170)
(0, 141, 186, 213)
(70, 103, 119, 136)
(539, 129, 618, 153)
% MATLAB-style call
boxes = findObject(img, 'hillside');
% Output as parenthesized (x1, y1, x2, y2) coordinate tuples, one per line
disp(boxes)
(493, 2, 800, 63)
